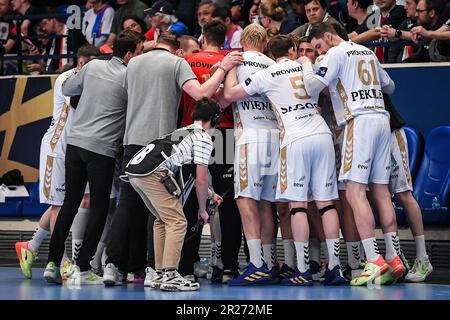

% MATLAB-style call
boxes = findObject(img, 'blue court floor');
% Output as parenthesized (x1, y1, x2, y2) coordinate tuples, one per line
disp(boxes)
(1, 267, 450, 300)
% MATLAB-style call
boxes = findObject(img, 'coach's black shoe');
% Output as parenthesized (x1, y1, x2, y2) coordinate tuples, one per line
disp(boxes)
(210, 266, 223, 283)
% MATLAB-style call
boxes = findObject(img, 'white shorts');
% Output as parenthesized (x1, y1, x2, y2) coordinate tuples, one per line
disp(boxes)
(39, 147, 89, 206)
(234, 142, 279, 202)
(276, 134, 338, 202)
(339, 115, 391, 185)
(389, 128, 413, 194)
(334, 128, 346, 191)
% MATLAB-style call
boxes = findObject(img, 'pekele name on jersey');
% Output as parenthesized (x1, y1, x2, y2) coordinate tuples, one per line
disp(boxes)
(240, 100, 273, 111)
(243, 60, 270, 69)
(346, 49, 374, 57)
(281, 102, 317, 114)
(350, 89, 383, 102)
(270, 66, 302, 78)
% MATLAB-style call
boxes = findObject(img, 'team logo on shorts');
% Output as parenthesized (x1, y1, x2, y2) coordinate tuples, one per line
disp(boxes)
(317, 67, 328, 77)
(245, 78, 252, 86)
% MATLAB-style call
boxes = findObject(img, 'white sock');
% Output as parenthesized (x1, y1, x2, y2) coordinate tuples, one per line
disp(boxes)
(294, 241, 309, 273)
(346, 241, 362, 269)
(309, 237, 320, 264)
(28, 226, 49, 253)
(320, 241, 329, 263)
(326, 238, 341, 270)
(215, 241, 223, 268)
(262, 244, 275, 269)
(247, 239, 263, 268)
(210, 242, 216, 264)
(383, 232, 399, 262)
(62, 247, 69, 262)
(282, 239, 296, 269)
(361, 237, 380, 262)
(71, 208, 90, 261)
(414, 235, 428, 259)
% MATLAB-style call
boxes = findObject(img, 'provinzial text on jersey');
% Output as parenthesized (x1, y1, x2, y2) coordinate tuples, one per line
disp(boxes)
(271, 66, 302, 78)
(346, 49, 374, 57)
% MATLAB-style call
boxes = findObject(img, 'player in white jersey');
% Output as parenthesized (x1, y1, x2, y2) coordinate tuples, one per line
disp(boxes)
(224, 34, 346, 286)
(223, 24, 282, 285)
(301, 22, 406, 286)
(15, 45, 99, 280)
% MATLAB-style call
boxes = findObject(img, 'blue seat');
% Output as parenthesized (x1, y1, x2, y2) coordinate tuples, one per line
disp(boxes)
(21, 182, 49, 218)
(413, 126, 450, 224)
(403, 126, 423, 181)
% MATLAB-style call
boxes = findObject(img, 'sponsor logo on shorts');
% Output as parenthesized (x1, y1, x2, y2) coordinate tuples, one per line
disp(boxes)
(293, 182, 304, 187)
(357, 164, 368, 170)
(245, 78, 252, 86)
(254, 182, 263, 188)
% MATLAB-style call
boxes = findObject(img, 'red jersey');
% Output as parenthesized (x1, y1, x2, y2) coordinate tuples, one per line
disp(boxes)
(180, 51, 234, 128)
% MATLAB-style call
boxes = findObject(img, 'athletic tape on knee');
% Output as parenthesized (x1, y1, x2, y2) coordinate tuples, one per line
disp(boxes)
(290, 207, 307, 216)
(318, 205, 336, 216)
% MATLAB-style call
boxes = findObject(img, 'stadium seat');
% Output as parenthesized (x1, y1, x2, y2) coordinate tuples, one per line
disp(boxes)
(21, 183, 49, 218)
(413, 126, 450, 224)
(403, 126, 424, 181)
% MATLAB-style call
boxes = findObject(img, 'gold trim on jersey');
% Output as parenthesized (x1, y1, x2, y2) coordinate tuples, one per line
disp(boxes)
(271, 102, 285, 144)
(239, 144, 248, 191)
(343, 119, 354, 174)
(334, 143, 342, 173)
(336, 79, 353, 122)
(49, 102, 70, 152)
(43, 155, 54, 199)
(280, 146, 287, 193)
(395, 130, 412, 186)
(234, 108, 244, 141)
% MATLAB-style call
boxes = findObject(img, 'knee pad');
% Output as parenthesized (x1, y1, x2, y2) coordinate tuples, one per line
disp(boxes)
(318, 205, 336, 216)
(290, 207, 307, 216)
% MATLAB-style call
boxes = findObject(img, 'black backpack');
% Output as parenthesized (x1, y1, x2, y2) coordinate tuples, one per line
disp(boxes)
(0, 169, 24, 186)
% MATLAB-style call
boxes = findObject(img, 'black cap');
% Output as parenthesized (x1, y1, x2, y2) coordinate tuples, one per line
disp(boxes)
(231, 0, 244, 6)
(144, 0, 175, 17)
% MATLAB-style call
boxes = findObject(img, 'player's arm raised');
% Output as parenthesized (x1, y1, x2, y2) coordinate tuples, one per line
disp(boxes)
(183, 52, 244, 101)
(298, 56, 327, 97)
(223, 66, 249, 103)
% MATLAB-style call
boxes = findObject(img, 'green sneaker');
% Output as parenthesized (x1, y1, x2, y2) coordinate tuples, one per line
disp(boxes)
(405, 257, 433, 283)
(44, 262, 62, 284)
(60, 259, 73, 280)
(350, 256, 390, 286)
(15, 242, 36, 279)
(376, 267, 396, 285)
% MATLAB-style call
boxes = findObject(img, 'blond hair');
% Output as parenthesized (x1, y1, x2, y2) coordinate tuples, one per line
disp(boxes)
(241, 23, 267, 48)
(260, 0, 285, 22)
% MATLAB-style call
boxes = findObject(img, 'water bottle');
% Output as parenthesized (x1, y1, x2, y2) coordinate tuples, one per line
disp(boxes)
(431, 197, 440, 209)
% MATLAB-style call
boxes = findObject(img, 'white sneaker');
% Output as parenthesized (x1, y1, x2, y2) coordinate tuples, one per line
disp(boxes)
(405, 257, 433, 282)
(144, 267, 163, 288)
(184, 274, 197, 282)
(160, 269, 200, 292)
(68, 265, 103, 285)
(103, 263, 122, 286)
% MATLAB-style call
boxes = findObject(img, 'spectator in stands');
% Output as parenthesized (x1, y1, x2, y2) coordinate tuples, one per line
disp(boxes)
(196, 0, 217, 41)
(82, 0, 115, 47)
(44, 30, 145, 285)
(122, 15, 147, 34)
(144, 0, 188, 44)
(259, 0, 301, 34)
(105, 0, 147, 47)
(290, 0, 347, 37)
(102, 31, 243, 288)
(411, 0, 450, 41)
(289, 0, 308, 26)
(176, 35, 201, 58)
(11, 0, 46, 46)
(231, 0, 245, 26)
(380, 0, 421, 62)
(347, 0, 373, 36)
(0, 0, 15, 53)
(212, 5, 244, 48)
(349, 0, 406, 62)
(39, 8, 86, 74)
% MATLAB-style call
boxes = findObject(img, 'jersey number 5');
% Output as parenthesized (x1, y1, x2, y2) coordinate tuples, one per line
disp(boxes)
(358, 60, 380, 86)
(289, 76, 310, 99)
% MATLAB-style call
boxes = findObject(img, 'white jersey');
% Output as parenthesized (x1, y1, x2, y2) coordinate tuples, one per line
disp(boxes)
(242, 58, 331, 148)
(41, 68, 76, 158)
(314, 41, 392, 126)
(234, 51, 278, 145)
(82, 4, 114, 47)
